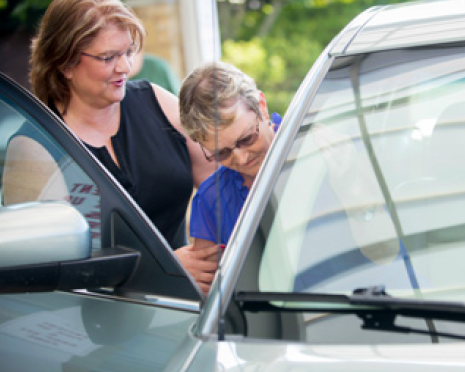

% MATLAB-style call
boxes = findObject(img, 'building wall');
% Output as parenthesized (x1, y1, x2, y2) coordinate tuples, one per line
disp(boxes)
(130, 1, 186, 80)
(129, 0, 221, 81)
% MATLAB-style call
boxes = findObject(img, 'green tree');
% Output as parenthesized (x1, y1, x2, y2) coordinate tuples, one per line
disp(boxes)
(219, 0, 412, 116)
(0, 0, 51, 31)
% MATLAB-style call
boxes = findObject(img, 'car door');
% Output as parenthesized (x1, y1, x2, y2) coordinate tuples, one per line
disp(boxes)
(0, 72, 205, 372)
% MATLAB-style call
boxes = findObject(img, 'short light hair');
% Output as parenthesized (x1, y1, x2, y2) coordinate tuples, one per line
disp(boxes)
(179, 61, 261, 142)
(30, 0, 146, 114)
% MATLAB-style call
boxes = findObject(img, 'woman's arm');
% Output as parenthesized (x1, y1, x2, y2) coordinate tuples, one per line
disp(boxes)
(152, 84, 216, 187)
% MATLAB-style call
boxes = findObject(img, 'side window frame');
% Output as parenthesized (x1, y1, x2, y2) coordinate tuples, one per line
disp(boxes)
(0, 72, 202, 303)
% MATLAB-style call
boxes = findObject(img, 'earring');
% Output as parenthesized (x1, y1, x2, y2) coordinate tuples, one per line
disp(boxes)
(269, 112, 281, 133)
(271, 112, 282, 125)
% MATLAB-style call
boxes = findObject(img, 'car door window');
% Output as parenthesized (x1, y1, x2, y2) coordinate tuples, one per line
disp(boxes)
(0, 98, 101, 250)
(0, 75, 202, 301)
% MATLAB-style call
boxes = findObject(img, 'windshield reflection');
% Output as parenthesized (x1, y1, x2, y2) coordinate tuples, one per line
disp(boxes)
(258, 46, 465, 302)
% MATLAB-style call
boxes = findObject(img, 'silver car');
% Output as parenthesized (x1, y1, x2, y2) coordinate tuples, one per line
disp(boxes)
(2, 0, 465, 370)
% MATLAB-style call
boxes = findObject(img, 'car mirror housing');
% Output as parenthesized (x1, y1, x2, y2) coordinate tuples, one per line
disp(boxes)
(0, 201, 140, 293)
(0, 201, 91, 267)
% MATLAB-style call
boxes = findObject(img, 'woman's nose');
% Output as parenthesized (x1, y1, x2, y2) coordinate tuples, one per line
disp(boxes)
(116, 54, 132, 73)
(231, 147, 249, 164)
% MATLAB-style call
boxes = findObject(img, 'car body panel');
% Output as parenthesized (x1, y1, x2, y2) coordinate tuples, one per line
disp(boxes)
(332, 0, 465, 56)
(210, 342, 465, 372)
(0, 292, 199, 372)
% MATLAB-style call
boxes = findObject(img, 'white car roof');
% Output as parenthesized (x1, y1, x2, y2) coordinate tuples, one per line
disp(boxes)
(331, 0, 465, 56)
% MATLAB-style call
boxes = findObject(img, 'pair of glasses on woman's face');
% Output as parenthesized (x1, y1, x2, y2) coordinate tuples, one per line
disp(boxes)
(81, 43, 138, 65)
(201, 119, 260, 162)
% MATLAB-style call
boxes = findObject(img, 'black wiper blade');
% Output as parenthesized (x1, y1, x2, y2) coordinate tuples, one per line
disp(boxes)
(235, 286, 465, 322)
(235, 287, 465, 341)
(351, 286, 465, 319)
(350, 286, 465, 341)
(235, 291, 350, 308)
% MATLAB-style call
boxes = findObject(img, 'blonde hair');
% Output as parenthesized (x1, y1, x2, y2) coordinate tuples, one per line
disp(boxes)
(30, 0, 145, 114)
(179, 61, 261, 142)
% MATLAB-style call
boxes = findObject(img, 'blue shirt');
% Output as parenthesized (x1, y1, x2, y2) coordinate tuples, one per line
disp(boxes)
(190, 166, 249, 245)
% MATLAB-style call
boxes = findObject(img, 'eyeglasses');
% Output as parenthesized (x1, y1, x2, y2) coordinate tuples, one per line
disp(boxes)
(201, 120, 260, 162)
(81, 43, 138, 65)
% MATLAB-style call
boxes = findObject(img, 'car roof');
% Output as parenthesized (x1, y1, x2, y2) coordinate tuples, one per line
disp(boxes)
(331, 0, 465, 56)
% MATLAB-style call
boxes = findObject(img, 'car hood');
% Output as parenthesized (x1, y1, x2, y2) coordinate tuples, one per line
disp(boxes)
(187, 341, 465, 372)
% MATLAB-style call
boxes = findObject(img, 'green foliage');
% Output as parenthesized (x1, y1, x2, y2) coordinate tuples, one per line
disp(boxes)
(223, 37, 286, 85)
(223, 33, 321, 114)
(10, 0, 51, 22)
(220, 0, 411, 116)
(0, 0, 51, 31)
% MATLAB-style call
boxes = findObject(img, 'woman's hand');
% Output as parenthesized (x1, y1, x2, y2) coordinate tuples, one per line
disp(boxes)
(175, 242, 222, 295)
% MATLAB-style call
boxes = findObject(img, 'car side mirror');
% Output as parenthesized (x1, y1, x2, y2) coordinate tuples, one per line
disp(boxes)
(0, 201, 91, 267)
(0, 201, 140, 293)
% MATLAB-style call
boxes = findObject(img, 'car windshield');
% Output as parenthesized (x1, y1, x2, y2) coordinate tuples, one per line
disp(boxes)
(256, 44, 465, 303)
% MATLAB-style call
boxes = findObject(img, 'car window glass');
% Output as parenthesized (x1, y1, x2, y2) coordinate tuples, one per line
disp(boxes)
(257, 46, 465, 301)
(0, 98, 101, 250)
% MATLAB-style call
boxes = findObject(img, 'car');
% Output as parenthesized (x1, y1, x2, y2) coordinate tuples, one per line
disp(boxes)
(2, 0, 465, 370)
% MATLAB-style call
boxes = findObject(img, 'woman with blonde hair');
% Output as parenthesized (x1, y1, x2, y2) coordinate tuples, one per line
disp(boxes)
(180, 61, 280, 281)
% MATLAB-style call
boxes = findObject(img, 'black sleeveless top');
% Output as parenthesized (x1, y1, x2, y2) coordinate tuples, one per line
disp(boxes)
(85, 80, 193, 248)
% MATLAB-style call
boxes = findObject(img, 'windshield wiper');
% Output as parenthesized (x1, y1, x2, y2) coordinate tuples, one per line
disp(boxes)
(350, 285, 465, 316)
(235, 286, 465, 340)
(235, 286, 465, 323)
